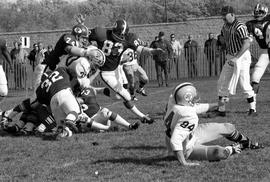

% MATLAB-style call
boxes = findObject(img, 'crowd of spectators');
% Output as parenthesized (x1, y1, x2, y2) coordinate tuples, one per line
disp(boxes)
(3, 33, 226, 90)
(147, 32, 226, 87)
(8, 41, 53, 89)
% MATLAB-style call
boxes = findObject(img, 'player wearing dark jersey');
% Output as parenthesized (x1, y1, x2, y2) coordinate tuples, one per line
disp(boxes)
(246, 4, 270, 95)
(1, 57, 91, 137)
(76, 87, 139, 131)
(88, 19, 163, 124)
(33, 24, 103, 91)
(0, 38, 12, 104)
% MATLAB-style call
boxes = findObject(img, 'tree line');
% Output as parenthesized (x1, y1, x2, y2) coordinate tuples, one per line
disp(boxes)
(0, 0, 269, 33)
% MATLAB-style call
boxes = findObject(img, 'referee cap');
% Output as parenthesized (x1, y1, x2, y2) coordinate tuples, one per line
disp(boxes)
(221, 6, 235, 15)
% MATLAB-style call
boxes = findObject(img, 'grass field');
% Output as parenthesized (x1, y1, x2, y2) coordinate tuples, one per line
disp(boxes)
(0, 76, 270, 182)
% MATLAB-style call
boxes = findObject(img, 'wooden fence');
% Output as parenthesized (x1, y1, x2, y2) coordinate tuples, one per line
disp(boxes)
(2, 44, 260, 90)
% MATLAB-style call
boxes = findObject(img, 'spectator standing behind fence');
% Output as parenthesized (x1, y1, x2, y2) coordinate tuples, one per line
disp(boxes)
(151, 31, 173, 87)
(28, 43, 38, 72)
(170, 33, 183, 79)
(184, 35, 198, 78)
(10, 42, 28, 89)
(45, 45, 53, 60)
(204, 33, 219, 76)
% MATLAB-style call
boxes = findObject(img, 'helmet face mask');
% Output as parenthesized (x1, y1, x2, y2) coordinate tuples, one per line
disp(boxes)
(72, 24, 89, 44)
(173, 83, 200, 106)
(253, 4, 268, 20)
(112, 19, 129, 41)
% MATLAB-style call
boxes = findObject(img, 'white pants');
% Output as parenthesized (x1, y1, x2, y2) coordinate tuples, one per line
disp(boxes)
(0, 65, 8, 96)
(123, 63, 149, 84)
(50, 88, 81, 125)
(100, 67, 131, 101)
(251, 48, 269, 83)
(218, 50, 254, 98)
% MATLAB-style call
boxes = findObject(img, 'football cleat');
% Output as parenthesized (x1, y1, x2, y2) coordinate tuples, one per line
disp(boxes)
(239, 138, 264, 150)
(248, 109, 258, 117)
(136, 88, 147, 96)
(141, 115, 155, 124)
(129, 122, 140, 130)
(58, 126, 73, 138)
(231, 143, 242, 154)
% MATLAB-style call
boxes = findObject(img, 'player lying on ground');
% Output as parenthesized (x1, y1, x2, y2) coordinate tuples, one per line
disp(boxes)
(3, 87, 139, 136)
(164, 82, 264, 166)
(2, 80, 139, 137)
(1, 57, 92, 137)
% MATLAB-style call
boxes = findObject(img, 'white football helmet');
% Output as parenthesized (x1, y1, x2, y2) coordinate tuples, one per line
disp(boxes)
(173, 82, 199, 106)
(85, 45, 106, 67)
(68, 57, 91, 79)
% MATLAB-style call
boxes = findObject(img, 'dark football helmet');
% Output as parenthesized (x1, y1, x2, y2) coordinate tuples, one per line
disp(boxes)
(72, 24, 89, 39)
(253, 4, 268, 19)
(112, 19, 129, 41)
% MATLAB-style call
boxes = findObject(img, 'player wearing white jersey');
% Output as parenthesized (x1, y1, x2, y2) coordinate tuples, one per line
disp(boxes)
(164, 82, 263, 166)
(121, 48, 149, 100)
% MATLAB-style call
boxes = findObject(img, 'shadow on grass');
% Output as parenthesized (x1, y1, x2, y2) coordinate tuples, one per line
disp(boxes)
(93, 155, 175, 166)
(111, 145, 166, 151)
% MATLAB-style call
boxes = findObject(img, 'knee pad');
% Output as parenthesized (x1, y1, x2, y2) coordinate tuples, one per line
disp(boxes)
(123, 101, 134, 109)
(251, 81, 259, 94)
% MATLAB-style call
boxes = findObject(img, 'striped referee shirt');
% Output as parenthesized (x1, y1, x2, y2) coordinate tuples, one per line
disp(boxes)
(221, 19, 250, 55)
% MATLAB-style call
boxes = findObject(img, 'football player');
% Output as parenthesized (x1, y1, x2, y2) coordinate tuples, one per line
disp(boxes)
(246, 4, 270, 98)
(164, 82, 263, 166)
(121, 48, 149, 101)
(33, 23, 102, 91)
(1, 57, 92, 137)
(75, 87, 139, 132)
(88, 19, 163, 124)
(0, 38, 13, 105)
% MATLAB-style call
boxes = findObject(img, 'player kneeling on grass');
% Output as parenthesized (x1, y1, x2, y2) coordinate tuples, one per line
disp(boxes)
(164, 82, 264, 166)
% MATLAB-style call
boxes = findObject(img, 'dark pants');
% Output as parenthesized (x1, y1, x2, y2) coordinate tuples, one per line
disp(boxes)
(14, 63, 27, 89)
(208, 57, 218, 76)
(155, 61, 168, 86)
(187, 59, 197, 78)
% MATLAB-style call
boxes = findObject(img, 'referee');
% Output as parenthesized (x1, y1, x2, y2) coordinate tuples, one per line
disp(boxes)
(216, 6, 257, 117)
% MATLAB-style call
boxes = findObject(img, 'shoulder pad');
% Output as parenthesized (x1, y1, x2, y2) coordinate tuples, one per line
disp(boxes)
(126, 33, 142, 48)
(63, 34, 77, 46)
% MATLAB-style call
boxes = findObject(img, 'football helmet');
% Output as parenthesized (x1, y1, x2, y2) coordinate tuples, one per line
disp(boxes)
(68, 57, 91, 79)
(85, 45, 106, 67)
(112, 19, 129, 41)
(173, 82, 200, 106)
(253, 4, 268, 19)
(72, 24, 89, 38)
